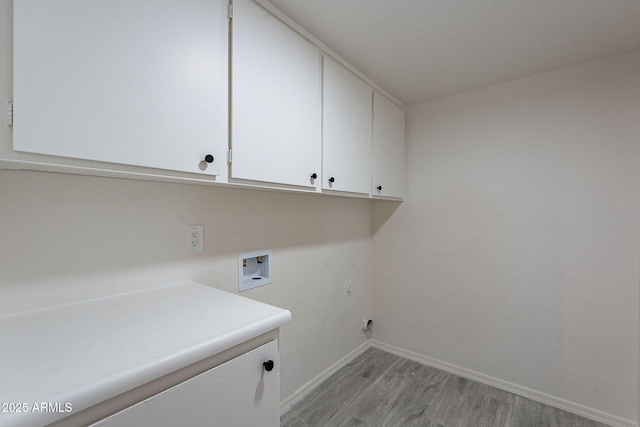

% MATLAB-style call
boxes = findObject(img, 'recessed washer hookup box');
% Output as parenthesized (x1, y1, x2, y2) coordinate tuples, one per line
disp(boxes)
(239, 250, 272, 291)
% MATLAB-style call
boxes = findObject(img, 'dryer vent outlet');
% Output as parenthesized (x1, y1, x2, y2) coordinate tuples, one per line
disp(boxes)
(362, 317, 373, 333)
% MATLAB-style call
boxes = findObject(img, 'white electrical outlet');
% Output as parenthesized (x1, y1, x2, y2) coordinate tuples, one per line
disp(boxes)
(344, 280, 353, 297)
(186, 225, 203, 253)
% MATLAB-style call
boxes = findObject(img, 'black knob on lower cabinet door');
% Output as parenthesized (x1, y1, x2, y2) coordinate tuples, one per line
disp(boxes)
(376, 185, 382, 191)
(263, 360, 275, 372)
(204, 154, 214, 163)
(310, 173, 317, 180)
(329, 177, 335, 183)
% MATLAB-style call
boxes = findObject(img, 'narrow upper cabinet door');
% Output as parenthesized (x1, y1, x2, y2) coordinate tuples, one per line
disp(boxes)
(13, 0, 227, 176)
(322, 58, 372, 195)
(372, 93, 405, 199)
(231, 0, 322, 189)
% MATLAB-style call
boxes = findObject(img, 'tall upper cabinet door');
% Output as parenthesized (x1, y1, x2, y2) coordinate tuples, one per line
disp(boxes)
(13, 0, 228, 176)
(372, 93, 405, 199)
(322, 58, 372, 195)
(231, 0, 322, 189)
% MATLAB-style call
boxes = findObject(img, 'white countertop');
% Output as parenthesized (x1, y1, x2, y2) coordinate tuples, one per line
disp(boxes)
(0, 282, 291, 427)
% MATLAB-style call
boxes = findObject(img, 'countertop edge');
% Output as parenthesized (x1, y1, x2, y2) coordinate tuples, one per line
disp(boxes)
(1, 283, 291, 427)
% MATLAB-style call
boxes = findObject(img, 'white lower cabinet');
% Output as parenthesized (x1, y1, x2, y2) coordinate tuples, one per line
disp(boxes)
(91, 340, 280, 427)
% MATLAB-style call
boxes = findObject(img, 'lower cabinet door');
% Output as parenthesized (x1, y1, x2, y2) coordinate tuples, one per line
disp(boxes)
(92, 340, 279, 427)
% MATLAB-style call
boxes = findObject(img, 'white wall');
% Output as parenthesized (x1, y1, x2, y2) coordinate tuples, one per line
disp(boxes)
(373, 50, 640, 424)
(0, 170, 374, 403)
(0, 0, 373, 405)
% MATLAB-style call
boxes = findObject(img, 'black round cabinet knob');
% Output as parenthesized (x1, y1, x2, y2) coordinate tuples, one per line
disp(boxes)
(204, 154, 214, 163)
(310, 173, 317, 179)
(377, 185, 382, 191)
(263, 360, 275, 372)
(329, 177, 335, 183)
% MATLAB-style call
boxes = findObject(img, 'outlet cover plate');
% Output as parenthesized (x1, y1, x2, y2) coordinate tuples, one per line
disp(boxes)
(186, 225, 203, 253)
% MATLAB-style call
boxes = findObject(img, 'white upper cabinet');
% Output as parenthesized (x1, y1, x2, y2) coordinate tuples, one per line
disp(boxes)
(13, 0, 228, 176)
(322, 57, 372, 195)
(231, 0, 322, 189)
(7, 0, 404, 198)
(373, 93, 405, 199)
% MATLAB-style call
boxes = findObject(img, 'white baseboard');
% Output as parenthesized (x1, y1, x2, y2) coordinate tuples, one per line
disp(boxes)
(371, 340, 637, 427)
(280, 340, 371, 415)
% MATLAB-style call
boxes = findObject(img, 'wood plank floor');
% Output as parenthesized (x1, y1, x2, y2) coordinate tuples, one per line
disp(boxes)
(281, 347, 611, 427)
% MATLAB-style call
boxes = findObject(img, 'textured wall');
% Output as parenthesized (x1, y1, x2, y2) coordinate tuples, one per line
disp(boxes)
(0, 170, 373, 402)
(373, 51, 640, 422)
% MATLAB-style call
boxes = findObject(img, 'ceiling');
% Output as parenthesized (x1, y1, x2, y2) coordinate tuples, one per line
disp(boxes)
(267, 0, 640, 105)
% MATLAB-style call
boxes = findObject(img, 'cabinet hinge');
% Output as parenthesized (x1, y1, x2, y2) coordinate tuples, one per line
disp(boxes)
(227, 147, 232, 164)
(5, 99, 13, 131)
(227, 2, 233, 20)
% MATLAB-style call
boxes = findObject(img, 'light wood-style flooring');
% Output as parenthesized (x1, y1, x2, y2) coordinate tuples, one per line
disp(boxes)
(281, 347, 610, 427)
